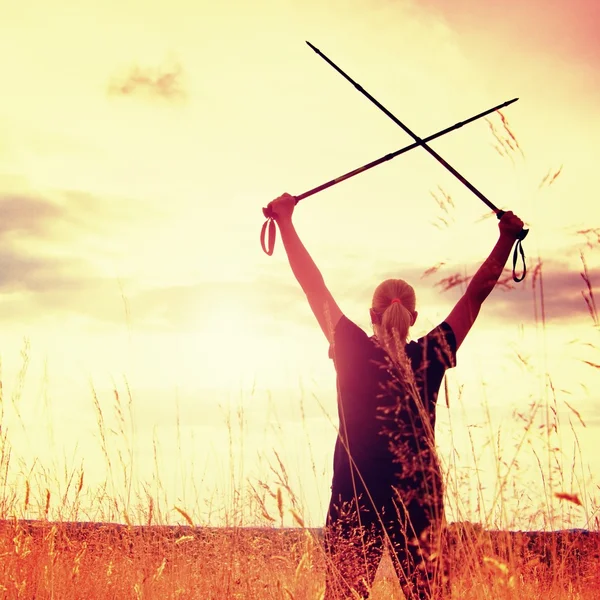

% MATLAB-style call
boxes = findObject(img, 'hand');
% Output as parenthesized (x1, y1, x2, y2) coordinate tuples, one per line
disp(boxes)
(266, 193, 296, 223)
(498, 210, 524, 239)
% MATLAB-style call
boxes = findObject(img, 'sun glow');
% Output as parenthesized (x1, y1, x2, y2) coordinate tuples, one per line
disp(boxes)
(182, 300, 284, 389)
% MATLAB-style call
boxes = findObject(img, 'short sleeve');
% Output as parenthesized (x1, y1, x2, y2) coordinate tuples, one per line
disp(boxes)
(426, 321, 457, 370)
(328, 315, 370, 360)
(409, 321, 457, 412)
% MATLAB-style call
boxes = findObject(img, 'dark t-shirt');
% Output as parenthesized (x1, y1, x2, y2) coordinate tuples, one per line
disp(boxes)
(329, 315, 457, 499)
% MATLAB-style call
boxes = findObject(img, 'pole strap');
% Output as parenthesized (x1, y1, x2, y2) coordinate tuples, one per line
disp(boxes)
(497, 210, 528, 282)
(512, 237, 526, 283)
(260, 206, 276, 256)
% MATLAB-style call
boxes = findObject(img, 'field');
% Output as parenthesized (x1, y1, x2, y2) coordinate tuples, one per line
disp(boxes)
(0, 519, 598, 599)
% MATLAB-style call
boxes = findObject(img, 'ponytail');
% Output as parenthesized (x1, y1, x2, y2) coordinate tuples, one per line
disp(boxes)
(371, 279, 416, 357)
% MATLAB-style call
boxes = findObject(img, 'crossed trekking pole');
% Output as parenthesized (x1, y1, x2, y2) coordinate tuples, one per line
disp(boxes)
(261, 42, 528, 282)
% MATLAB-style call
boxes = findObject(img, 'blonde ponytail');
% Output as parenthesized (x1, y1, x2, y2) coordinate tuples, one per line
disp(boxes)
(371, 279, 416, 358)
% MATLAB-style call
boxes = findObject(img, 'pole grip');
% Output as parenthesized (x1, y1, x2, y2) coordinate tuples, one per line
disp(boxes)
(261, 197, 302, 256)
(496, 210, 528, 281)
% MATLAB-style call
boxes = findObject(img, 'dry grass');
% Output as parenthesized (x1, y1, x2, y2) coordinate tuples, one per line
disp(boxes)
(0, 518, 598, 599)
(0, 520, 326, 600)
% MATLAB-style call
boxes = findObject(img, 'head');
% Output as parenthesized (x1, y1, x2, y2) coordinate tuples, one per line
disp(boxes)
(370, 279, 418, 350)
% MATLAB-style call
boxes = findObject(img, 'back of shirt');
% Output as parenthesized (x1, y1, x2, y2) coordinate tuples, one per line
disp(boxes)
(330, 315, 457, 492)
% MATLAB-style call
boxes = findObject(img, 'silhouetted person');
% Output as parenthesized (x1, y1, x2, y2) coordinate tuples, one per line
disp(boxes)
(265, 192, 524, 599)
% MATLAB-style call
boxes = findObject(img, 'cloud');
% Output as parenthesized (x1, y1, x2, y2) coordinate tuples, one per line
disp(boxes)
(0, 188, 156, 324)
(108, 59, 187, 103)
(414, 0, 600, 67)
(0, 247, 85, 293)
(429, 257, 600, 325)
(322, 250, 600, 329)
(0, 257, 126, 327)
(2, 187, 592, 335)
(0, 194, 62, 239)
(0, 185, 312, 330)
(0, 189, 144, 243)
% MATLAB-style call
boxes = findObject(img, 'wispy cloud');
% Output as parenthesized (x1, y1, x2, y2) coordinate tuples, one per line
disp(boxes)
(0, 188, 155, 324)
(108, 59, 187, 103)
(0, 190, 133, 242)
(432, 258, 600, 325)
(416, 0, 600, 67)
(0, 193, 62, 239)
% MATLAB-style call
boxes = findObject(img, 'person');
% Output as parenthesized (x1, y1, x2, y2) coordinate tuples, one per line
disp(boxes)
(264, 192, 524, 599)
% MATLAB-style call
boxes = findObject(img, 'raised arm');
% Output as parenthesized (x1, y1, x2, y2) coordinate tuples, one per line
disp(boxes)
(445, 211, 524, 350)
(266, 193, 343, 343)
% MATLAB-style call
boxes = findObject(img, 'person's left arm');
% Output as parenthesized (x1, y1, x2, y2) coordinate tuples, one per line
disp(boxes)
(266, 193, 343, 344)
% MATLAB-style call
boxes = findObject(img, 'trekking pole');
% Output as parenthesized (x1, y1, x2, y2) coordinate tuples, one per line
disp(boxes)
(261, 97, 518, 257)
(306, 41, 528, 282)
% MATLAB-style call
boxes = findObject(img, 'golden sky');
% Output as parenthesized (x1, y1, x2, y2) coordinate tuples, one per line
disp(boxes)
(1, 0, 599, 528)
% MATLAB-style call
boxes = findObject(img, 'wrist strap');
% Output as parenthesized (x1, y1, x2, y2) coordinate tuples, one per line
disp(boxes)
(512, 236, 526, 282)
(260, 218, 276, 256)
(497, 210, 528, 282)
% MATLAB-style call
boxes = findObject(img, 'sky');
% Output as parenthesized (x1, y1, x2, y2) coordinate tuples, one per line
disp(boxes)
(0, 0, 599, 529)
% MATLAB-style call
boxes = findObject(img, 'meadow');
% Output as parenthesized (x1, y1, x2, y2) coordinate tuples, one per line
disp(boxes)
(0, 518, 598, 598)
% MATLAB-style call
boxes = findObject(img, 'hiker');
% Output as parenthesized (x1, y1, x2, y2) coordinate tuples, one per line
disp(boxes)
(265, 192, 524, 599)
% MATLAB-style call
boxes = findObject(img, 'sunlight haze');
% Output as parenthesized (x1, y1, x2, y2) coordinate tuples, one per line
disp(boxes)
(1, 0, 598, 530)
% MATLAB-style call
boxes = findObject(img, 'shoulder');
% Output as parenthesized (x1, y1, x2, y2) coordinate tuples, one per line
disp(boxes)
(334, 315, 368, 339)
(412, 322, 457, 369)
(433, 321, 457, 350)
(328, 315, 371, 359)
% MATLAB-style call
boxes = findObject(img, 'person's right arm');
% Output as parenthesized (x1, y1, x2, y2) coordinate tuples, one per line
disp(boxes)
(445, 210, 524, 350)
(266, 193, 343, 344)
